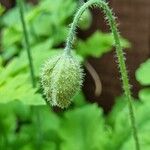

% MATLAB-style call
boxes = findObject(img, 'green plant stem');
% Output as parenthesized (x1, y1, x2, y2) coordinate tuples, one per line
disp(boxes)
(64, 0, 140, 150)
(97, 2, 140, 150)
(17, 0, 36, 88)
(64, 0, 95, 55)
(18, 2, 43, 148)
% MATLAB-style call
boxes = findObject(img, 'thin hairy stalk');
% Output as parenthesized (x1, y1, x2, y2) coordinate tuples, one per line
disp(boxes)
(17, 0, 36, 88)
(64, 0, 140, 150)
(97, 2, 140, 150)
(64, 0, 96, 55)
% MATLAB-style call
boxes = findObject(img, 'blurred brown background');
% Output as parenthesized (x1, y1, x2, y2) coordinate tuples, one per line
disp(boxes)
(1, 0, 150, 112)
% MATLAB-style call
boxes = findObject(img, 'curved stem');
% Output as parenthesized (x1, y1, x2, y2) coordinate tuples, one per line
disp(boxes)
(64, 0, 97, 55)
(98, 2, 140, 150)
(64, 0, 140, 150)
(17, 0, 36, 88)
(85, 61, 102, 96)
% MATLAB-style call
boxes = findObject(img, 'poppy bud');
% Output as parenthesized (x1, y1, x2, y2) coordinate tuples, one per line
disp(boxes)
(41, 53, 83, 108)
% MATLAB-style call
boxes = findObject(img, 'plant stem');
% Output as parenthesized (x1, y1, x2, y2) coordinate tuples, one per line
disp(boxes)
(85, 61, 102, 96)
(64, 0, 95, 55)
(17, 0, 36, 88)
(64, 0, 140, 150)
(97, 2, 140, 150)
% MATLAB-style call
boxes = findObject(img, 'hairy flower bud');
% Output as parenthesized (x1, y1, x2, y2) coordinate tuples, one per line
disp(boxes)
(41, 53, 83, 108)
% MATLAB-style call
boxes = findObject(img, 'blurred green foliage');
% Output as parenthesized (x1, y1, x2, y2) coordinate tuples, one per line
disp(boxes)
(1, 93, 150, 150)
(1, 0, 77, 60)
(136, 59, 150, 103)
(0, 0, 149, 150)
(76, 31, 130, 58)
(0, 0, 129, 106)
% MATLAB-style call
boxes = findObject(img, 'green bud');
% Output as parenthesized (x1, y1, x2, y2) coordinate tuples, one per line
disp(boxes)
(41, 53, 83, 108)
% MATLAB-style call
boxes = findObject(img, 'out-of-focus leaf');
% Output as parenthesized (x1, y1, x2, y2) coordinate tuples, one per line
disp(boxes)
(135, 58, 150, 120)
(32, 13, 53, 37)
(120, 99, 150, 150)
(73, 91, 87, 107)
(1, 27, 22, 48)
(107, 96, 150, 150)
(76, 31, 130, 58)
(16, 106, 60, 150)
(2, 4, 32, 27)
(0, 73, 45, 105)
(1, 0, 77, 60)
(136, 59, 150, 85)
(78, 9, 92, 30)
(138, 88, 150, 103)
(0, 42, 62, 105)
(59, 104, 109, 150)
(0, 103, 16, 134)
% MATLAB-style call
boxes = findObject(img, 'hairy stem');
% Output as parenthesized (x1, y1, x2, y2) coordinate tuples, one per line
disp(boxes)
(98, 2, 140, 150)
(64, 0, 96, 55)
(17, 0, 36, 88)
(64, 0, 140, 150)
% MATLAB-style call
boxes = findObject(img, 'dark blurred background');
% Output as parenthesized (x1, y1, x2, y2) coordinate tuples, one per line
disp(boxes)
(1, 0, 150, 112)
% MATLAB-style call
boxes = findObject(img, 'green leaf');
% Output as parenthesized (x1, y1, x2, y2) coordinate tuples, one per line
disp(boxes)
(17, 106, 60, 150)
(59, 104, 109, 150)
(1, 27, 22, 49)
(73, 91, 87, 107)
(76, 31, 130, 58)
(107, 96, 150, 150)
(0, 73, 45, 105)
(78, 9, 92, 30)
(120, 100, 150, 150)
(136, 59, 150, 85)
(139, 88, 150, 103)
(0, 42, 62, 105)
(32, 13, 53, 37)
(0, 103, 16, 134)
(1, 4, 31, 27)
(1, 0, 77, 60)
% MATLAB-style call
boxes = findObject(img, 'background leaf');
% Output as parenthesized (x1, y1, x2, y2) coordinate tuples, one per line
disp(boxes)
(76, 31, 130, 58)
(136, 59, 150, 85)
(59, 104, 109, 150)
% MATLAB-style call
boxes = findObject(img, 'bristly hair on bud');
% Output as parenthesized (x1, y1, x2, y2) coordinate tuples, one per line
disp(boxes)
(41, 53, 83, 108)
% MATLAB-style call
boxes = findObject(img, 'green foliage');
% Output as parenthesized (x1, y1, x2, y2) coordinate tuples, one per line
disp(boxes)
(136, 59, 150, 85)
(78, 9, 92, 30)
(0, 42, 61, 104)
(1, 0, 149, 150)
(0, 103, 60, 150)
(1, 95, 150, 150)
(0, 102, 109, 150)
(136, 59, 150, 102)
(1, 0, 77, 60)
(1, 0, 129, 61)
(0, 0, 129, 106)
(59, 104, 108, 150)
(76, 31, 130, 58)
(107, 95, 150, 150)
